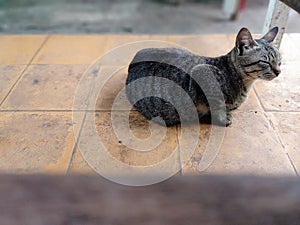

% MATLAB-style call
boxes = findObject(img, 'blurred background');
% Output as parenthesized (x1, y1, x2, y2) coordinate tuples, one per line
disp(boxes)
(0, 0, 299, 34)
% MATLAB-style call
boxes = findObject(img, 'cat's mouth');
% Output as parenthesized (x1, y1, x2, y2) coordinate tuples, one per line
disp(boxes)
(260, 72, 277, 81)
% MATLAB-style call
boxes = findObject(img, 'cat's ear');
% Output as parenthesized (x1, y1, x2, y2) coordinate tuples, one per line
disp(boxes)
(261, 27, 278, 43)
(235, 27, 256, 56)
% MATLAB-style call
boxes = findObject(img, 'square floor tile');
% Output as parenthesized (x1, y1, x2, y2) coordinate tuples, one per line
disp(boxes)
(182, 112, 296, 176)
(0, 35, 47, 64)
(0, 112, 76, 173)
(1, 65, 90, 110)
(0, 65, 26, 104)
(76, 111, 180, 177)
(254, 63, 300, 111)
(267, 112, 300, 174)
(168, 34, 232, 57)
(32, 35, 106, 64)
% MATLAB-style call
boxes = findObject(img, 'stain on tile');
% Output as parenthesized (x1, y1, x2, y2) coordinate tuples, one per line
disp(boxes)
(76, 111, 180, 178)
(178, 122, 212, 174)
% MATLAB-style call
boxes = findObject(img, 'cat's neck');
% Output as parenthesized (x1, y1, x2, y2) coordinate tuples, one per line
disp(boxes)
(228, 49, 256, 88)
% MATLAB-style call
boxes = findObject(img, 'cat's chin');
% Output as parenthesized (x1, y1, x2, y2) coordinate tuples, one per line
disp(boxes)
(259, 73, 277, 81)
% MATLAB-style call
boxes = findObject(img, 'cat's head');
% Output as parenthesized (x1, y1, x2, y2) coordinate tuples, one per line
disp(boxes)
(234, 27, 282, 81)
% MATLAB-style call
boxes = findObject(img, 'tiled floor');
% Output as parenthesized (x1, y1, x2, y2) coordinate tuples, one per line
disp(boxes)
(0, 34, 299, 178)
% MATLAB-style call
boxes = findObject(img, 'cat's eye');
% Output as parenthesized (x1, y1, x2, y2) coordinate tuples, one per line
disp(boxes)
(259, 61, 272, 68)
(278, 62, 282, 66)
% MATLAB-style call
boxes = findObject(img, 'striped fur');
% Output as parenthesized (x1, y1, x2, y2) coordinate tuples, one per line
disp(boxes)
(126, 27, 281, 126)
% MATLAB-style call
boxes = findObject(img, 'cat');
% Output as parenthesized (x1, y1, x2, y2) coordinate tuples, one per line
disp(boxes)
(125, 27, 281, 126)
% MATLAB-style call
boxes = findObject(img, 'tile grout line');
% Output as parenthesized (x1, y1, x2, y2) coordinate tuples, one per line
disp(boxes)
(65, 110, 88, 174)
(0, 35, 50, 107)
(66, 36, 109, 173)
(253, 85, 268, 112)
(264, 113, 299, 176)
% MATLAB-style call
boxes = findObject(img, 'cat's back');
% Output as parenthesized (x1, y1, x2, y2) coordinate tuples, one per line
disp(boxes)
(126, 47, 202, 94)
(130, 47, 196, 65)
(128, 48, 202, 77)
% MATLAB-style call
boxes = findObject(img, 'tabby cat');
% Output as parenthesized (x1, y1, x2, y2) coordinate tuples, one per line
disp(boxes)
(125, 27, 281, 126)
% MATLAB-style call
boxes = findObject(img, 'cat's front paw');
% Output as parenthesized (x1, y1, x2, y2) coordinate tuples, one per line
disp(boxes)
(225, 113, 233, 127)
(213, 112, 233, 127)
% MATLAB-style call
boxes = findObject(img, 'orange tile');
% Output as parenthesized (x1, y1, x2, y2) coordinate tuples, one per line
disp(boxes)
(267, 112, 300, 174)
(1, 65, 90, 110)
(104, 34, 150, 52)
(254, 62, 300, 111)
(32, 35, 106, 64)
(75, 111, 180, 179)
(0, 112, 77, 174)
(197, 112, 296, 176)
(149, 35, 172, 41)
(0, 35, 46, 64)
(0, 65, 26, 104)
(168, 34, 232, 57)
(101, 35, 180, 66)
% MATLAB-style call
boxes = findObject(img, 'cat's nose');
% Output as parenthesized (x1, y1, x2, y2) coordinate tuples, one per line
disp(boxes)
(273, 66, 281, 76)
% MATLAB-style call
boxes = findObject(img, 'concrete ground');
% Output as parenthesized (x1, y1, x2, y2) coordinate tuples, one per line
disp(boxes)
(0, 0, 299, 34)
(0, 33, 299, 177)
